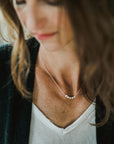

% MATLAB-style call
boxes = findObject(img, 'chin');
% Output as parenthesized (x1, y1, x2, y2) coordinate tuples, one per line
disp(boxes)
(40, 41, 62, 52)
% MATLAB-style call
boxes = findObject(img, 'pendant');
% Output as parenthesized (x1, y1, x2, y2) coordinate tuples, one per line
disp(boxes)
(65, 94, 76, 100)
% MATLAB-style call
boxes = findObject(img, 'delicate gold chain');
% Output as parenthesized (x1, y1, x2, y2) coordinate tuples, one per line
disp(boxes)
(39, 43, 81, 100)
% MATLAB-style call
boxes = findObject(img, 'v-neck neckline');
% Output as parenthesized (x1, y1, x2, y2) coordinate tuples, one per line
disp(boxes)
(32, 102, 95, 135)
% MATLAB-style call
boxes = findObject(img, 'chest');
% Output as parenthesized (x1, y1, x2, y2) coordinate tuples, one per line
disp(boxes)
(32, 73, 91, 128)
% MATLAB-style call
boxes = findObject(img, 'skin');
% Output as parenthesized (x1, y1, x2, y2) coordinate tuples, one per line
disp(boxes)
(13, 0, 91, 128)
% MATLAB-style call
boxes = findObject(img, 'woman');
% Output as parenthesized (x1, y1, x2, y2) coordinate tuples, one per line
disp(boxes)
(0, 0, 114, 144)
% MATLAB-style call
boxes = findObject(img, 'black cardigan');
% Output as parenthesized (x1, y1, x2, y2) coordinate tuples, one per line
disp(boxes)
(0, 38, 113, 144)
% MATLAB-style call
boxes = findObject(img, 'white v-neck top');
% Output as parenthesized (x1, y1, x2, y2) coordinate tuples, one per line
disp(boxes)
(29, 101, 96, 144)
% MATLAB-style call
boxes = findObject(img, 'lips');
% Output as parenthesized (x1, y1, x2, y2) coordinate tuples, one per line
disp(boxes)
(33, 32, 57, 40)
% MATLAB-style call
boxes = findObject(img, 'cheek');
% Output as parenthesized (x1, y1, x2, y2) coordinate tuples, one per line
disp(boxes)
(13, 5, 26, 26)
(59, 9, 70, 27)
(59, 11, 74, 38)
(16, 11, 26, 26)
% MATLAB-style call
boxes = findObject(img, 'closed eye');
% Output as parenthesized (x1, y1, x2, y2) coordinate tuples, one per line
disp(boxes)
(15, 0, 63, 6)
(15, 0, 25, 5)
(45, 0, 63, 6)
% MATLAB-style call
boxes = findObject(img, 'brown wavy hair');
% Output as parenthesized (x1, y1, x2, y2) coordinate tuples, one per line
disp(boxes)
(0, 0, 114, 126)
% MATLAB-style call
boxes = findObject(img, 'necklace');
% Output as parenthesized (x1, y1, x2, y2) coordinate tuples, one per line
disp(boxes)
(39, 57, 81, 100)
(39, 43, 81, 100)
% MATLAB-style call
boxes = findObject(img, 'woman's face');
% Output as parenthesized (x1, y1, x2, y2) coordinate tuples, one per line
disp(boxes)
(13, 0, 75, 51)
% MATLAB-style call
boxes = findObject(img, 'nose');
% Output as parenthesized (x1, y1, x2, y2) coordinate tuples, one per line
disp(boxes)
(24, 4, 46, 33)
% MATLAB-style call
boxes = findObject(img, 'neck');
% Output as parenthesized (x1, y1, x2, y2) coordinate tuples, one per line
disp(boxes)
(36, 42, 80, 95)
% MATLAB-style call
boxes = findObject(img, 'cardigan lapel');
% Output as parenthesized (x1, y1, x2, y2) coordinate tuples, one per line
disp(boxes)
(96, 97, 114, 144)
(13, 98, 32, 144)
(13, 38, 39, 144)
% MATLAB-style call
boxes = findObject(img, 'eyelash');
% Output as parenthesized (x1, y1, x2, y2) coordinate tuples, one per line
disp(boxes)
(15, 1, 25, 5)
(15, 0, 63, 6)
